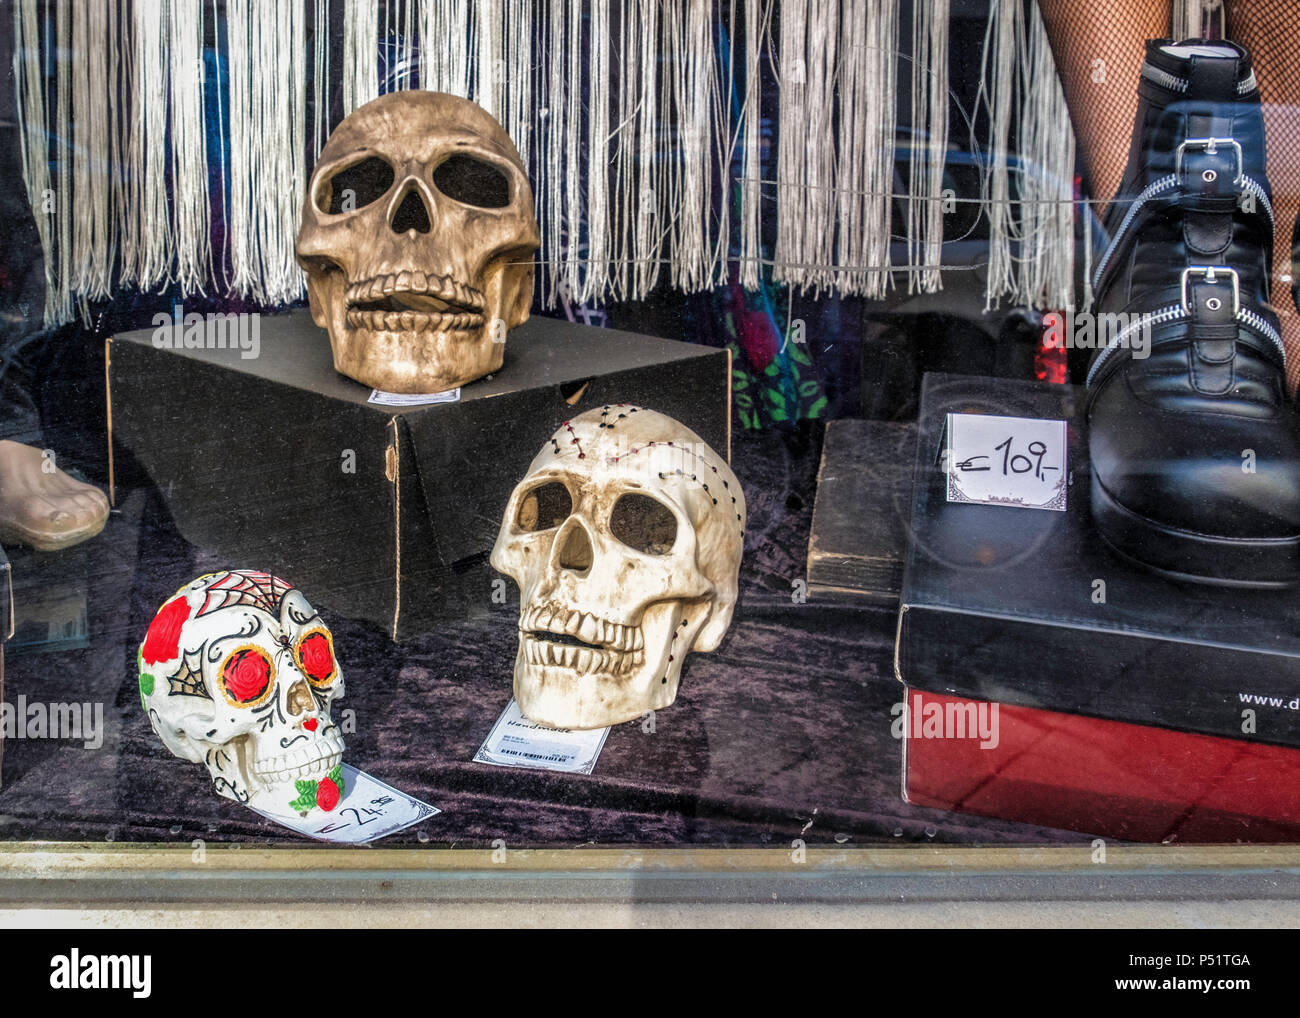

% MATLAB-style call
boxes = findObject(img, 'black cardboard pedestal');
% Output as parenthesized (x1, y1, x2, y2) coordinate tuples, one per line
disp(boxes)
(107, 310, 730, 639)
(896, 373, 1300, 748)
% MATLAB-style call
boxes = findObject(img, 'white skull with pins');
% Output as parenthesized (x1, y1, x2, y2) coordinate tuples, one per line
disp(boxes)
(491, 406, 746, 729)
(138, 570, 348, 815)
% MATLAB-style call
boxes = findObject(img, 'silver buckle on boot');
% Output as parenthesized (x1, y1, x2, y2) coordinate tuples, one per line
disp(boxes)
(1181, 266, 1240, 314)
(1175, 138, 1243, 187)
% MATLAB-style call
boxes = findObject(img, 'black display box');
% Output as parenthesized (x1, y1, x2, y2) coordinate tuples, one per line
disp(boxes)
(896, 373, 1300, 748)
(107, 310, 730, 639)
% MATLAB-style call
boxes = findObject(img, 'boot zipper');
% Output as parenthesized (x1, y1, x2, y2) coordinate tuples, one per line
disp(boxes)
(1086, 303, 1285, 388)
(1141, 63, 1257, 95)
(1093, 174, 1274, 289)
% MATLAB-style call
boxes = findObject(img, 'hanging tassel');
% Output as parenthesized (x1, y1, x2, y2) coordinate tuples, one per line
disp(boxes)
(583, 0, 610, 303)
(420, 0, 473, 97)
(535, 0, 563, 306)
(70, 1, 114, 307)
(633, 0, 662, 300)
(313, 0, 331, 158)
(343, 0, 379, 113)
(170, 0, 212, 297)
(737, 0, 766, 291)
(1018, 1, 1074, 311)
(666, 0, 726, 294)
(14, 0, 58, 325)
(832, 0, 894, 299)
(122, 0, 173, 292)
(502, 0, 532, 166)
(562, 0, 582, 301)
(979, 0, 1076, 311)
(227, 0, 307, 304)
(908, 0, 948, 295)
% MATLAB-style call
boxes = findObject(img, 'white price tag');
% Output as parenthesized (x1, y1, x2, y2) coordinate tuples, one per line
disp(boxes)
(474, 698, 609, 774)
(945, 412, 1068, 511)
(368, 387, 461, 406)
(250, 764, 440, 843)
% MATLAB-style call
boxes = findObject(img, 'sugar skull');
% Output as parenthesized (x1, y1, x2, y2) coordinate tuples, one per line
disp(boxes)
(138, 570, 347, 814)
(491, 406, 746, 729)
(296, 90, 540, 394)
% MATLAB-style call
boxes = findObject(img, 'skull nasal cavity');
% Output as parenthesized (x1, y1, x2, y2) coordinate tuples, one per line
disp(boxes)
(391, 188, 431, 234)
(285, 679, 314, 716)
(557, 521, 594, 573)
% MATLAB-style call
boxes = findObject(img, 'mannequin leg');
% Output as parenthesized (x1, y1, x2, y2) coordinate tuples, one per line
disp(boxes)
(1228, 0, 1300, 393)
(1037, 0, 1173, 214)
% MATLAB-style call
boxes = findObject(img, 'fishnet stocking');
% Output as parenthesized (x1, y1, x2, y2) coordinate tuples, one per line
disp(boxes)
(1229, 0, 1300, 392)
(1038, 0, 1171, 216)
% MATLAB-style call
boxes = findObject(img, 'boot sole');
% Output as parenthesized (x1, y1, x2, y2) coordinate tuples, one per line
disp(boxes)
(1091, 472, 1300, 588)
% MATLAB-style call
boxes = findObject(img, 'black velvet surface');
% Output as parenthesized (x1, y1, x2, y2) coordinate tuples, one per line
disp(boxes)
(0, 424, 1085, 847)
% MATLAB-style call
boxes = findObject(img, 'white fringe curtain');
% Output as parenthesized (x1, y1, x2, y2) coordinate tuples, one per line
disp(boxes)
(13, 0, 1082, 327)
(978, 0, 1075, 312)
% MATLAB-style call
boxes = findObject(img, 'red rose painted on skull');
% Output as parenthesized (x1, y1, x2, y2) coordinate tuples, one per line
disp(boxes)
(141, 596, 192, 665)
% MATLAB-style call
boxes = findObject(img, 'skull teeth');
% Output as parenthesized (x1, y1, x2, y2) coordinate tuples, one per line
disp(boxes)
(523, 634, 644, 676)
(519, 605, 644, 668)
(345, 272, 486, 313)
(346, 308, 484, 333)
(251, 731, 345, 789)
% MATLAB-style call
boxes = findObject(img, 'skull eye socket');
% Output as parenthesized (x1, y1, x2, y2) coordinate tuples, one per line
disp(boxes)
(317, 156, 395, 215)
(516, 481, 572, 532)
(432, 154, 511, 209)
(610, 493, 678, 555)
(217, 645, 275, 708)
(295, 629, 339, 688)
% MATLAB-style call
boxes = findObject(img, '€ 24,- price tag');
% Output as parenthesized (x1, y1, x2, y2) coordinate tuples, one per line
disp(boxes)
(250, 763, 440, 843)
(945, 413, 1068, 512)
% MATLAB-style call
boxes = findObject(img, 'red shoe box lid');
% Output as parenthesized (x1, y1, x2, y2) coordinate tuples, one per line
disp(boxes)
(902, 688, 1300, 842)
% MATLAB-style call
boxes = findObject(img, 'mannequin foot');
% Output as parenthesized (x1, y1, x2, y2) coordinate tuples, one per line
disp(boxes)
(0, 440, 110, 551)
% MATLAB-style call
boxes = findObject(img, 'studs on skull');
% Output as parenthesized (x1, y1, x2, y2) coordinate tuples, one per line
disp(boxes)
(610, 493, 678, 555)
(432, 154, 512, 209)
(316, 155, 395, 215)
(515, 481, 572, 532)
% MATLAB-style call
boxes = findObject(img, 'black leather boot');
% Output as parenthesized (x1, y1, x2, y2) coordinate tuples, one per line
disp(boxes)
(1087, 39, 1300, 587)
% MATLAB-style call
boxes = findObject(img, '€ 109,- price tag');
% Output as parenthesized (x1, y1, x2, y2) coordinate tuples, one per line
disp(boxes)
(945, 412, 1068, 512)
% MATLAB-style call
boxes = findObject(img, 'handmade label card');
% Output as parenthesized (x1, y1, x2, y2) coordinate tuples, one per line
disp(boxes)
(368, 387, 461, 406)
(474, 698, 609, 774)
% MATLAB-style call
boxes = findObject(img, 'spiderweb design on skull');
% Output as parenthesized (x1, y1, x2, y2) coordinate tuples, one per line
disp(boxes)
(167, 651, 210, 699)
(195, 571, 292, 619)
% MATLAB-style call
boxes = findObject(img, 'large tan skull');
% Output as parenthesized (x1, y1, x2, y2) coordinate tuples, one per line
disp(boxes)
(296, 91, 539, 393)
(491, 406, 746, 729)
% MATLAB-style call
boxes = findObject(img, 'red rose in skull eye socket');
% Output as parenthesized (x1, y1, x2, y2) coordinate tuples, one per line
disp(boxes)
(296, 631, 337, 686)
(220, 648, 273, 705)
